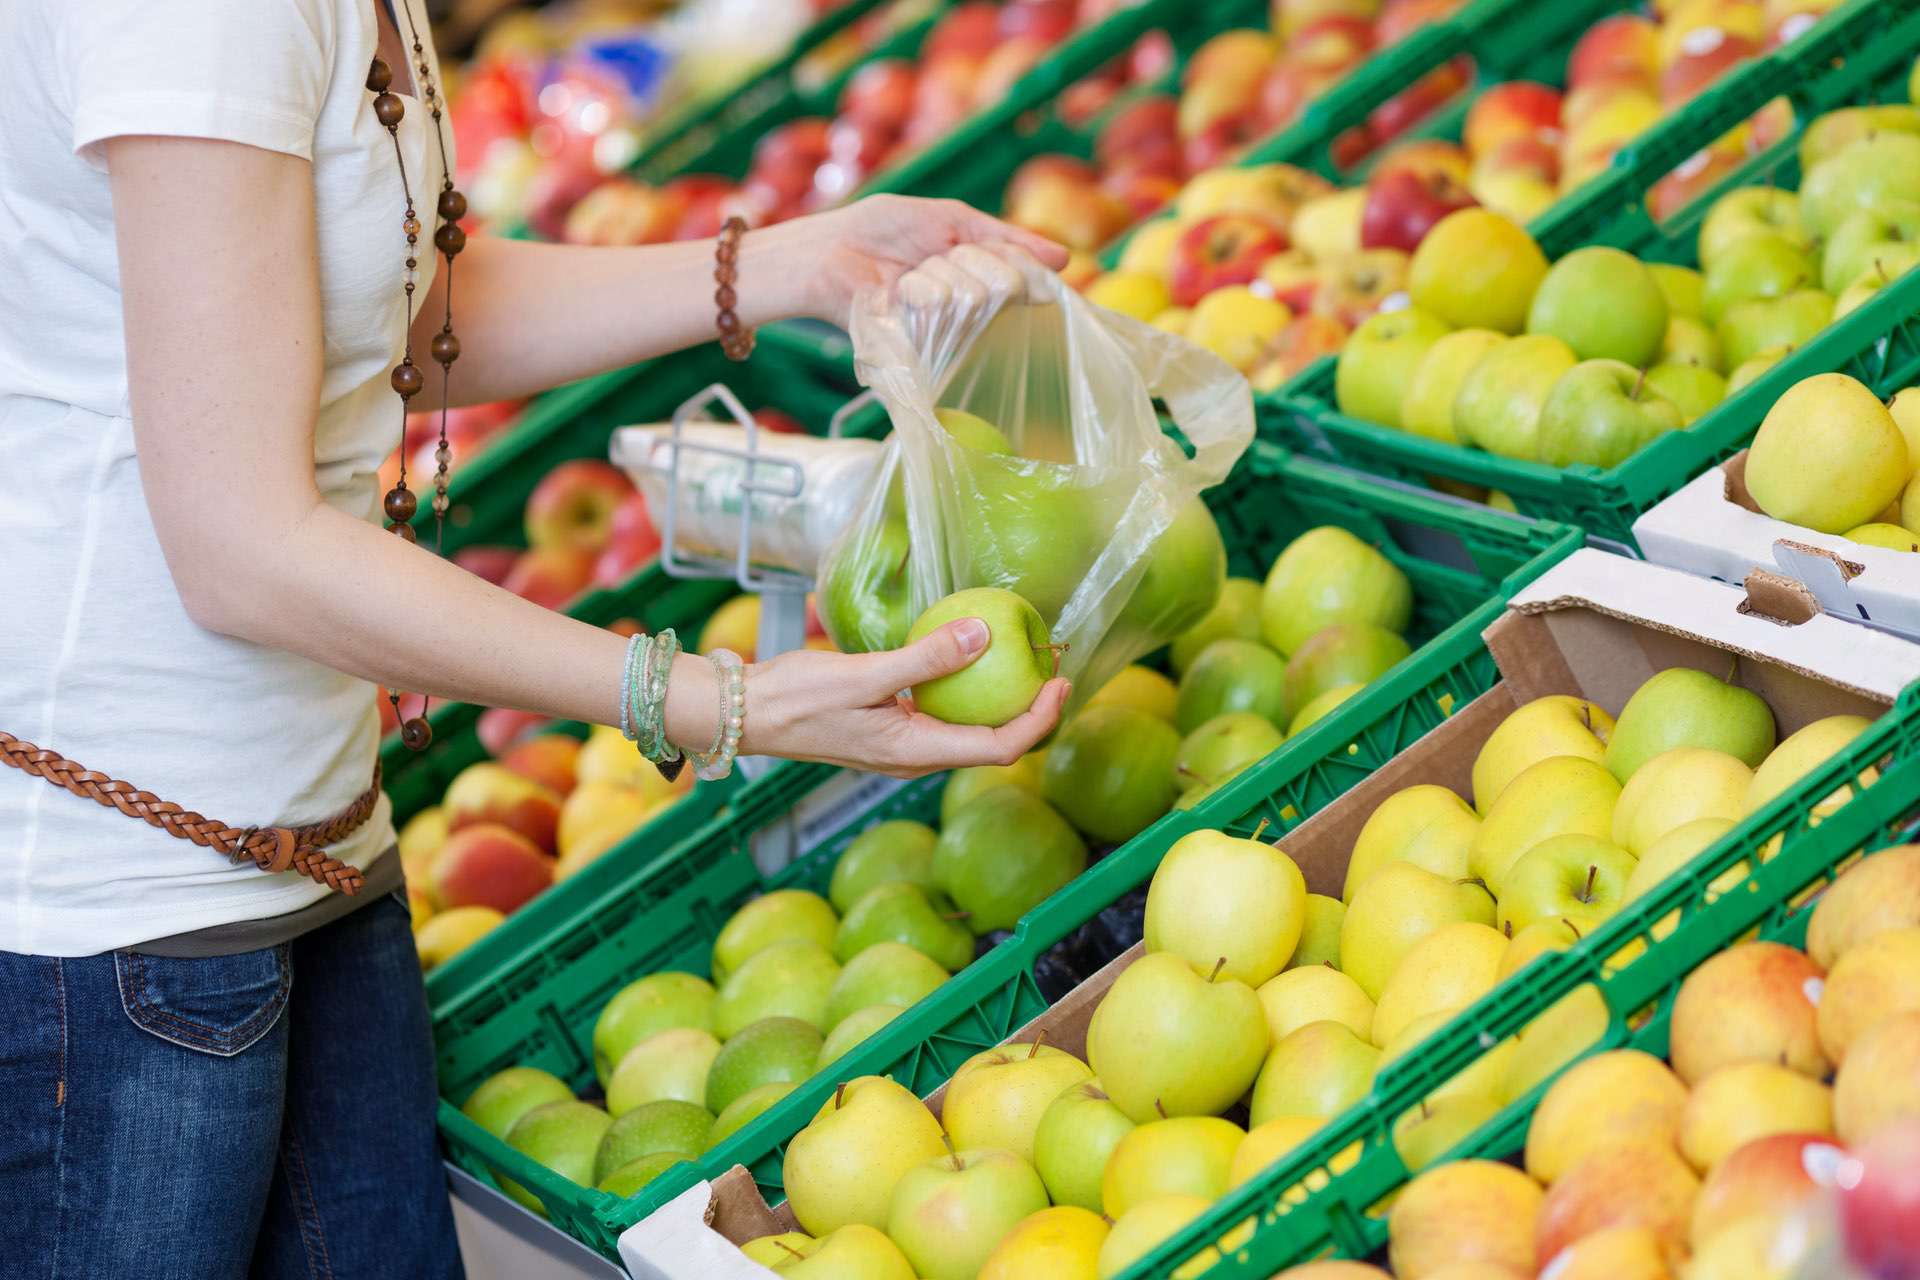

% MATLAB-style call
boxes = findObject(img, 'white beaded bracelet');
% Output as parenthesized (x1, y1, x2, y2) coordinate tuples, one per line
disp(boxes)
(690, 648, 745, 781)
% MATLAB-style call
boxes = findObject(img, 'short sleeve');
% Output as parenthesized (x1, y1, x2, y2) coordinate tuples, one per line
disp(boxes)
(62, 0, 338, 170)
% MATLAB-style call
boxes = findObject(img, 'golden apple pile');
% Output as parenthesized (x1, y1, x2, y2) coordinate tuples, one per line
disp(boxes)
(1742, 373, 1920, 550)
(1273, 840, 1920, 1280)
(402, 724, 697, 970)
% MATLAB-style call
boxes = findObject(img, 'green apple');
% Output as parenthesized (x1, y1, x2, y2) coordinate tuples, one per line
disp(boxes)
(462, 1066, 574, 1140)
(830, 820, 938, 914)
(1719, 289, 1834, 371)
(1169, 577, 1265, 675)
(592, 973, 716, 1087)
(1174, 637, 1288, 732)
(1174, 711, 1284, 794)
(1145, 826, 1308, 986)
(1799, 104, 1920, 172)
(940, 753, 1046, 825)
(598, 1151, 686, 1198)
(1392, 1092, 1503, 1172)
(1098, 1195, 1216, 1279)
(1371, 920, 1509, 1049)
(943, 1043, 1092, 1163)
(1835, 246, 1920, 316)
(960, 467, 1096, 621)
(835, 882, 974, 971)
(886, 1148, 1049, 1280)
(1471, 694, 1614, 812)
(1102, 1115, 1245, 1215)
(593, 1099, 712, 1184)
(1727, 343, 1794, 393)
(1645, 360, 1728, 424)
(1822, 202, 1920, 291)
(712, 888, 838, 985)
(1259, 962, 1373, 1042)
(1892, 387, 1920, 460)
(1250, 1019, 1381, 1124)
(1289, 893, 1346, 969)
(1089, 665, 1180, 723)
(704, 1016, 822, 1115)
(1336, 306, 1453, 429)
(1260, 525, 1413, 656)
(1289, 683, 1364, 735)
(708, 1081, 798, 1149)
(1345, 783, 1480, 901)
(1612, 747, 1752, 856)
(1033, 1079, 1136, 1212)
(933, 786, 1086, 933)
(1606, 666, 1778, 781)
(818, 1005, 905, 1068)
(1527, 247, 1669, 366)
(825, 942, 946, 1029)
(936, 407, 1014, 454)
(1698, 187, 1808, 270)
(1340, 863, 1496, 1000)
(1123, 497, 1227, 638)
(783, 1075, 947, 1235)
(907, 588, 1058, 728)
(1847, 522, 1920, 551)
(1409, 208, 1550, 333)
(1494, 833, 1636, 934)
(1467, 755, 1622, 895)
(1536, 359, 1685, 469)
(820, 517, 914, 654)
(1452, 332, 1579, 459)
(1799, 131, 1920, 240)
(1661, 315, 1723, 371)
(607, 1027, 722, 1116)
(1746, 713, 1875, 817)
(740, 1233, 818, 1270)
(1701, 232, 1816, 326)
(1086, 951, 1270, 1122)
(1041, 704, 1180, 843)
(1649, 263, 1706, 319)
(1746, 371, 1912, 534)
(783, 1224, 918, 1280)
(1283, 623, 1410, 719)
(713, 939, 841, 1037)
(503, 1100, 612, 1209)
(1401, 329, 1508, 444)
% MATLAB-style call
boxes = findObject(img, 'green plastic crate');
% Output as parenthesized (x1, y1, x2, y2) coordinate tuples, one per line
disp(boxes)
(1122, 680, 1920, 1278)
(1274, 0, 1920, 550)
(427, 444, 1581, 1259)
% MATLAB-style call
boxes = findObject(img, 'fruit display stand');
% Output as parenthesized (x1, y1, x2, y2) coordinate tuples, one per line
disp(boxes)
(1270, 0, 1920, 550)
(425, 446, 1582, 1261)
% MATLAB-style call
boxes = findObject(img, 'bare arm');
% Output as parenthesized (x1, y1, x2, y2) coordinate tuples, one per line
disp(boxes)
(111, 135, 1065, 774)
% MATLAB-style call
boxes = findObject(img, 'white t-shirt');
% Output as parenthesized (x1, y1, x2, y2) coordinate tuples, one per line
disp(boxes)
(0, 0, 452, 955)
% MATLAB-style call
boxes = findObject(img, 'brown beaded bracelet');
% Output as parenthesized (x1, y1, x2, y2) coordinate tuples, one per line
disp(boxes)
(715, 216, 755, 362)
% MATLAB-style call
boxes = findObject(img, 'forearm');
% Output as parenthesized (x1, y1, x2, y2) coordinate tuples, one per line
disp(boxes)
(422, 224, 823, 406)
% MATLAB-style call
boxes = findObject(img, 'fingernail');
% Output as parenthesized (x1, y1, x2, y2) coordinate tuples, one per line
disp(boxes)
(955, 618, 989, 654)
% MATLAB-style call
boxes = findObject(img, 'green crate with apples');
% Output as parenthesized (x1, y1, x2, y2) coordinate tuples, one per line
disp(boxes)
(1272, 0, 1920, 550)
(424, 444, 1581, 1260)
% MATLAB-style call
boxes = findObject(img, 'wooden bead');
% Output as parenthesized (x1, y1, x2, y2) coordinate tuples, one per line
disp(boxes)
(403, 214, 422, 238)
(400, 717, 433, 751)
(390, 361, 423, 397)
(429, 331, 460, 366)
(437, 189, 467, 221)
(366, 59, 392, 93)
(714, 285, 736, 309)
(383, 486, 418, 522)
(373, 93, 405, 128)
(391, 519, 417, 544)
(433, 222, 466, 257)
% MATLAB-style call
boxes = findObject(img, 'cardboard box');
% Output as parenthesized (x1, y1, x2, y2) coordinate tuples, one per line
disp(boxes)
(1632, 451, 1920, 640)
(617, 548, 1920, 1278)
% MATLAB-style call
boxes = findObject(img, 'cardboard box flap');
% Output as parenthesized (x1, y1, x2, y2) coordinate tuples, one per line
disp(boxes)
(618, 1176, 781, 1279)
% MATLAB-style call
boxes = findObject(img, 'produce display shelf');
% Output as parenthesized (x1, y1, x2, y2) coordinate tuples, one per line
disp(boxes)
(428, 443, 1582, 1260)
(1124, 678, 1920, 1279)
(1272, 0, 1920, 550)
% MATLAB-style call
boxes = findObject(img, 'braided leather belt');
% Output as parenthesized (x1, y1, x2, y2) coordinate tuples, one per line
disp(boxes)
(0, 732, 376, 894)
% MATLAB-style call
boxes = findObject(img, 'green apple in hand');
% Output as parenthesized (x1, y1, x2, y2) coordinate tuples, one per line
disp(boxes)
(462, 1066, 574, 1140)
(703, 1016, 822, 1115)
(1283, 622, 1410, 717)
(1145, 826, 1308, 986)
(1086, 951, 1270, 1122)
(713, 939, 841, 1037)
(1122, 497, 1227, 638)
(1605, 666, 1776, 780)
(906, 588, 1059, 727)
(1250, 1019, 1381, 1124)
(1526, 247, 1669, 366)
(1174, 711, 1284, 794)
(1822, 202, 1920, 291)
(936, 407, 1014, 454)
(783, 1075, 947, 1234)
(825, 942, 947, 1030)
(1452, 332, 1578, 459)
(886, 1147, 1050, 1280)
(1719, 289, 1833, 371)
(1041, 704, 1181, 843)
(1168, 577, 1265, 675)
(1174, 638, 1288, 732)
(835, 882, 975, 971)
(934, 786, 1086, 933)
(1494, 833, 1636, 935)
(942, 1042, 1092, 1164)
(1799, 131, 1920, 240)
(593, 1099, 712, 1184)
(1536, 359, 1685, 469)
(712, 888, 837, 985)
(1701, 232, 1817, 326)
(819, 517, 914, 654)
(1697, 187, 1808, 270)
(1033, 1079, 1136, 1211)
(607, 1027, 722, 1116)
(1645, 361, 1728, 424)
(817, 1005, 905, 1067)
(1260, 525, 1412, 656)
(1335, 305, 1453, 429)
(503, 1100, 612, 1210)
(1341, 863, 1495, 1000)
(1400, 329, 1508, 444)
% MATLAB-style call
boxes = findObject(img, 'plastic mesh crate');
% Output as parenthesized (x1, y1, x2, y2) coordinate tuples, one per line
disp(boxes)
(428, 444, 1581, 1258)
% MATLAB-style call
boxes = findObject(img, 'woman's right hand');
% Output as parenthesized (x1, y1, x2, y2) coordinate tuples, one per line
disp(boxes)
(732, 617, 1069, 778)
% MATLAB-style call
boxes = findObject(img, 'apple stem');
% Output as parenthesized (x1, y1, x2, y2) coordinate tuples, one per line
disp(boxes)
(1580, 702, 1593, 731)
(835, 1082, 847, 1111)
(942, 1133, 963, 1172)
(887, 547, 910, 584)
(1155, 1098, 1169, 1120)
(1209, 956, 1229, 983)
(1031, 641, 1070, 676)
(942, 910, 972, 921)
(1503, 920, 1513, 939)
(1564, 916, 1583, 939)
(1420, 1099, 1431, 1120)
(1251, 818, 1270, 842)
(1877, 256, 1893, 284)
(1631, 364, 1648, 401)
(775, 1242, 808, 1261)
(1725, 653, 1739, 684)
(1028, 1031, 1048, 1059)
(1580, 864, 1598, 904)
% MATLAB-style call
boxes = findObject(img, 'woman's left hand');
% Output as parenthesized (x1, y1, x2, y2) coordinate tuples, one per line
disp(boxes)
(793, 195, 1069, 328)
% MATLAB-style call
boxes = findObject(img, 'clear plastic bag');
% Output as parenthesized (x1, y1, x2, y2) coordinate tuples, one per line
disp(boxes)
(816, 250, 1255, 711)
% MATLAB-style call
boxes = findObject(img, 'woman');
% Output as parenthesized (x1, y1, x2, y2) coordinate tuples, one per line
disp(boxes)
(0, 1, 1070, 1274)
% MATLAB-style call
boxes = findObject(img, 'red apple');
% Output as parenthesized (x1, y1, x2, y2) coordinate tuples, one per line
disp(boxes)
(1371, 138, 1473, 186)
(477, 707, 550, 757)
(1008, 177, 1130, 252)
(1477, 133, 1560, 182)
(1096, 97, 1181, 167)
(1648, 144, 1743, 221)
(606, 618, 644, 639)
(524, 159, 607, 242)
(1007, 154, 1100, 207)
(1128, 30, 1176, 82)
(1102, 161, 1182, 219)
(974, 37, 1051, 108)
(591, 491, 661, 588)
(1367, 57, 1469, 145)
(1182, 114, 1269, 173)
(1256, 249, 1324, 311)
(1568, 13, 1660, 88)
(752, 408, 805, 435)
(1258, 61, 1347, 133)
(1659, 30, 1761, 106)
(1330, 123, 1374, 171)
(1252, 311, 1350, 386)
(1374, 0, 1469, 45)
(1839, 1123, 1920, 1280)
(907, 53, 981, 143)
(666, 174, 735, 240)
(753, 117, 832, 174)
(999, 0, 1077, 44)
(502, 545, 594, 610)
(454, 545, 521, 586)
(1360, 168, 1477, 252)
(562, 179, 685, 246)
(1746, 96, 1795, 153)
(1310, 247, 1411, 327)
(924, 2, 1001, 60)
(524, 460, 635, 554)
(1288, 14, 1374, 70)
(1169, 213, 1289, 306)
(1464, 81, 1563, 158)
(1059, 75, 1121, 126)
(839, 59, 917, 131)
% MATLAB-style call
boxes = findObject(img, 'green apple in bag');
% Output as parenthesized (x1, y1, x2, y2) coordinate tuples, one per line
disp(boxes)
(1121, 496, 1227, 638)
(819, 516, 914, 654)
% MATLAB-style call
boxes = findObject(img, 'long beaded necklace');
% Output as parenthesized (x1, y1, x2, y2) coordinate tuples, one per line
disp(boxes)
(369, 0, 465, 752)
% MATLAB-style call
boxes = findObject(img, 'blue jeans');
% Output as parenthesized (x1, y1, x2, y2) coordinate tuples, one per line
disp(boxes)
(0, 889, 465, 1279)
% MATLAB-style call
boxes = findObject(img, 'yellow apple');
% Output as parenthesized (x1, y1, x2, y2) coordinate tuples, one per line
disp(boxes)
(1833, 1008, 1920, 1143)
(1504, 983, 1611, 1105)
(1118, 219, 1184, 281)
(1746, 714, 1877, 820)
(1388, 1159, 1544, 1279)
(1102, 1116, 1245, 1216)
(1534, 1141, 1699, 1265)
(1472, 696, 1615, 812)
(1467, 756, 1622, 895)
(1677, 1061, 1833, 1173)
(1341, 863, 1496, 1000)
(1085, 272, 1173, 323)
(1535, 1225, 1673, 1280)
(943, 1043, 1093, 1165)
(978, 1206, 1107, 1280)
(1097, 1194, 1216, 1279)
(1186, 286, 1292, 374)
(1250, 1020, 1381, 1124)
(1408, 209, 1550, 334)
(1289, 893, 1346, 969)
(1087, 665, 1179, 723)
(1400, 330, 1508, 444)
(1524, 1048, 1688, 1184)
(1291, 188, 1367, 262)
(1145, 828, 1308, 986)
(1745, 372, 1910, 534)
(1258, 964, 1375, 1043)
(1610, 748, 1752, 856)
(1807, 843, 1920, 969)
(783, 1076, 946, 1235)
(1370, 922, 1508, 1049)
(1667, 940, 1828, 1085)
(1683, 1214, 1805, 1280)
(1817, 925, 1920, 1065)
(1344, 784, 1481, 902)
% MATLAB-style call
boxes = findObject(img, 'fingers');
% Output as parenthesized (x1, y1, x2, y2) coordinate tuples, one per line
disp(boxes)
(865, 616, 990, 696)
(957, 205, 1069, 270)
(895, 675, 1071, 773)
(895, 243, 1027, 320)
